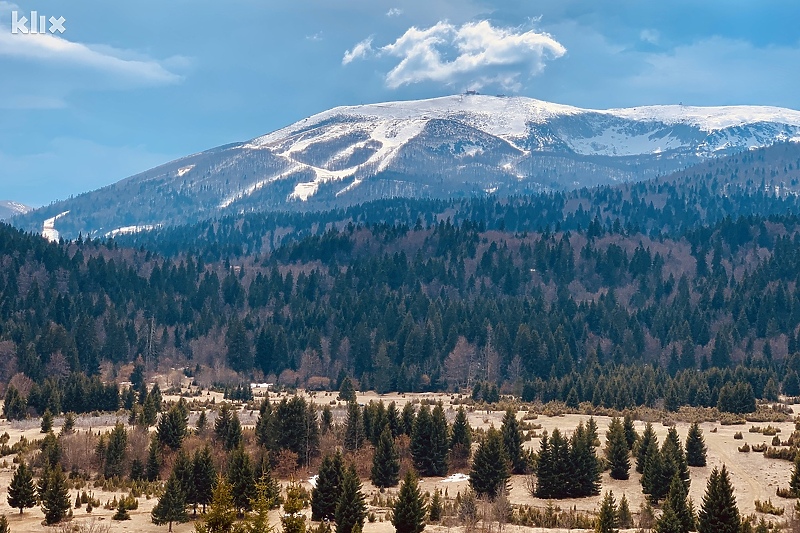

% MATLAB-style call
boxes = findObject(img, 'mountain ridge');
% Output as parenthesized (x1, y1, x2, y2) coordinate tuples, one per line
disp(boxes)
(0, 201, 32, 221)
(13, 94, 800, 239)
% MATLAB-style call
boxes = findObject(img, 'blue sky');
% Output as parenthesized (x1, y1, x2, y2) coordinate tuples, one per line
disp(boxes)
(2, 0, 799, 207)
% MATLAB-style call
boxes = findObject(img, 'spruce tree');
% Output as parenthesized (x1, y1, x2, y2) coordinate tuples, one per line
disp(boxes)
(0, 515, 9, 533)
(255, 397, 275, 448)
(41, 467, 71, 525)
(247, 472, 278, 533)
(428, 489, 443, 522)
(595, 491, 618, 533)
(338, 377, 357, 402)
(227, 445, 255, 515)
(790, 453, 800, 497)
(655, 506, 684, 533)
(282, 482, 307, 533)
(660, 473, 694, 533)
(469, 427, 510, 499)
(636, 422, 657, 474)
(335, 464, 366, 533)
(215, 403, 243, 451)
(622, 413, 637, 450)
(605, 417, 630, 480)
(698, 465, 740, 533)
(312, 452, 344, 521)
(662, 427, 689, 487)
(450, 406, 472, 467)
(172, 450, 195, 515)
(192, 446, 217, 514)
(616, 494, 632, 529)
(372, 426, 400, 488)
(685, 422, 707, 467)
(500, 409, 526, 474)
(344, 401, 365, 452)
(7, 460, 36, 514)
(391, 471, 427, 533)
(151, 474, 188, 532)
(410, 404, 448, 477)
(146, 435, 161, 481)
(196, 409, 208, 433)
(41, 409, 53, 433)
(196, 475, 237, 533)
(104, 422, 128, 479)
(641, 444, 664, 503)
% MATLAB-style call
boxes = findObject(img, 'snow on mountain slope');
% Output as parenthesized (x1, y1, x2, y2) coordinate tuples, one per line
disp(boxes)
(13, 94, 800, 239)
(0, 201, 32, 221)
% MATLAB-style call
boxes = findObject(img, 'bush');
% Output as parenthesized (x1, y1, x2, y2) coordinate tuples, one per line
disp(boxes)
(734, 432, 743, 439)
(754, 499, 784, 515)
(738, 443, 750, 452)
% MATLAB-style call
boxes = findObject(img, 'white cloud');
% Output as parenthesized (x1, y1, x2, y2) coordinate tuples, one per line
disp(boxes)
(386, 8, 403, 17)
(640, 29, 660, 45)
(354, 20, 566, 91)
(306, 32, 323, 42)
(342, 37, 374, 65)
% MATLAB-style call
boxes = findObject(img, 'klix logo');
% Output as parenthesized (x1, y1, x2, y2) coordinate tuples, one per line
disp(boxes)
(11, 10, 66, 34)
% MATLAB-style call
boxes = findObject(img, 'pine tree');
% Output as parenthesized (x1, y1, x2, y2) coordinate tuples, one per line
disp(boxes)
(335, 464, 366, 533)
(391, 471, 427, 533)
(698, 465, 740, 533)
(312, 452, 344, 521)
(227, 445, 255, 515)
(0, 515, 9, 533)
(344, 401, 365, 452)
(662, 427, 689, 486)
(622, 413, 637, 450)
(193, 446, 217, 514)
(41, 409, 53, 433)
(790, 453, 800, 497)
(196, 475, 237, 533)
(246, 473, 277, 533)
(372, 426, 400, 488)
(686, 422, 707, 467)
(410, 404, 448, 477)
(500, 409, 527, 474)
(338, 377, 357, 402)
(196, 409, 208, 433)
(282, 482, 306, 533)
(172, 450, 195, 514)
(616, 494, 632, 529)
(146, 435, 161, 481)
(660, 473, 694, 533)
(428, 489, 443, 522)
(104, 422, 128, 479)
(636, 422, 657, 474)
(605, 417, 630, 480)
(655, 506, 684, 533)
(157, 400, 189, 450)
(450, 406, 472, 467)
(7, 460, 36, 514)
(255, 397, 275, 448)
(151, 474, 188, 532)
(641, 444, 664, 502)
(41, 467, 71, 525)
(595, 491, 618, 533)
(469, 427, 510, 500)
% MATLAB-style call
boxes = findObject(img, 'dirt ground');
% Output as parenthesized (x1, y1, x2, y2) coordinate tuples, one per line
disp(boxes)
(0, 390, 795, 532)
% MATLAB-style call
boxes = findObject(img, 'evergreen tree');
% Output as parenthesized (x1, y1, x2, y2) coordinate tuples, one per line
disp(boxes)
(391, 471, 427, 533)
(156, 399, 189, 450)
(192, 446, 217, 514)
(344, 401, 365, 452)
(569, 422, 601, 497)
(172, 450, 195, 515)
(605, 417, 630, 480)
(40, 409, 53, 433)
(227, 445, 255, 515)
(226, 318, 253, 373)
(616, 494, 632, 529)
(3, 387, 26, 421)
(622, 413, 637, 450)
(338, 377, 357, 402)
(641, 444, 664, 503)
(636, 422, 657, 474)
(0, 515, 9, 533)
(372, 426, 400, 488)
(410, 404, 448, 477)
(215, 403, 243, 451)
(335, 464, 366, 533)
(196, 409, 208, 433)
(146, 435, 161, 481)
(246, 473, 277, 533)
(282, 482, 306, 533)
(255, 397, 275, 449)
(312, 452, 344, 522)
(469, 427, 510, 499)
(449, 406, 472, 466)
(401, 403, 415, 436)
(428, 489, 443, 523)
(500, 409, 527, 474)
(661, 427, 690, 490)
(104, 421, 127, 479)
(655, 506, 684, 533)
(685, 422, 707, 467)
(41, 466, 71, 525)
(789, 453, 800, 497)
(151, 474, 188, 532)
(659, 473, 694, 533)
(595, 491, 618, 533)
(7, 461, 36, 514)
(698, 465, 740, 533)
(196, 475, 237, 533)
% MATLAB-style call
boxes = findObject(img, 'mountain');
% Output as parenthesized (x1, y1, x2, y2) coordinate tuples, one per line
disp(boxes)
(0, 201, 32, 221)
(14, 94, 800, 239)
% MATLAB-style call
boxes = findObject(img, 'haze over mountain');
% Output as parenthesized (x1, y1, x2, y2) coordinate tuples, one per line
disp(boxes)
(15, 94, 800, 240)
(0, 201, 32, 221)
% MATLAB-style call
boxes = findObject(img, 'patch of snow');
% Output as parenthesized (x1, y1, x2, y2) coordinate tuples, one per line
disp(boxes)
(42, 211, 69, 242)
(308, 475, 318, 488)
(176, 165, 195, 178)
(104, 225, 157, 238)
(441, 473, 469, 483)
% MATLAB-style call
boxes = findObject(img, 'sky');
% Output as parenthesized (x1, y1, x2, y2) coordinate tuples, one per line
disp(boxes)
(1, 0, 800, 207)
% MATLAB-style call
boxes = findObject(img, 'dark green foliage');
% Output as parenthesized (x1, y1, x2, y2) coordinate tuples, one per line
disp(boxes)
(146, 435, 161, 481)
(622, 413, 637, 450)
(616, 494, 632, 529)
(156, 399, 189, 450)
(605, 417, 630, 480)
(338, 377, 356, 402)
(192, 446, 217, 514)
(40, 409, 53, 433)
(226, 317, 253, 373)
(469, 427, 510, 499)
(659, 473, 694, 533)
(344, 401, 365, 452)
(636, 422, 657, 474)
(428, 489, 442, 522)
(717, 382, 756, 414)
(535, 423, 600, 499)
(595, 491, 618, 533)
(335, 464, 366, 533)
(391, 471, 427, 533)
(789, 453, 800, 497)
(172, 450, 195, 514)
(41, 466, 71, 525)
(410, 403, 449, 477)
(312, 452, 344, 522)
(686, 422, 707, 467)
(254, 398, 274, 449)
(227, 445, 255, 515)
(104, 422, 127, 479)
(698, 465, 740, 533)
(282, 483, 306, 533)
(273, 396, 319, 467)
(151, 473, 188, 532)
(371, 426, 400, 488)
(450, 406, 472, 466)
(0, 515, 9, 533)
(214, 403, 242, 451)
(7, 461, 36, 514)
(500, 409, 527, 474)
(3, 387, 26, 421)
